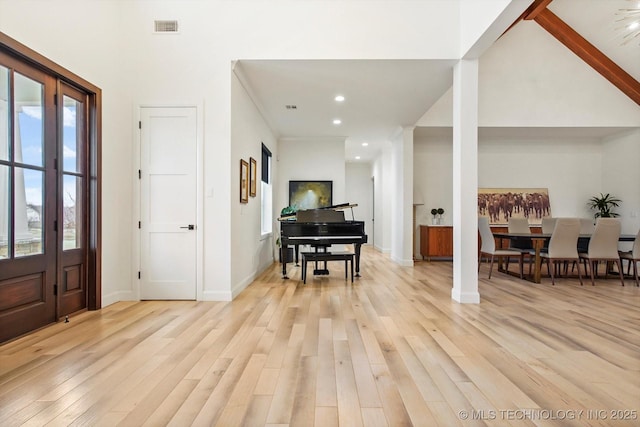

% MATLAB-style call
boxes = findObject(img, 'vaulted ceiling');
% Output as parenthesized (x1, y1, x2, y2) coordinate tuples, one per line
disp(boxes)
(516, 0, 639, 104)
(237, 0, 639, 164)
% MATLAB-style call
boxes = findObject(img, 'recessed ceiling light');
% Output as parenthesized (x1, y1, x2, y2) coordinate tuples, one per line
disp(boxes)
(355, 156, 361, 160)
(334, 95, 345, 102)
(333, 119, 342, 125)
(362, 142, 369, 147)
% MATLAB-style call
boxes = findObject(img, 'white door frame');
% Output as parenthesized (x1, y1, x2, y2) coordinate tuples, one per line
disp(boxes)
(133, 102, 204, 301)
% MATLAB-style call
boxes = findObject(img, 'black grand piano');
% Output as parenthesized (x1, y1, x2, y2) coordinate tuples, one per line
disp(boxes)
(279, 204, 367, 279)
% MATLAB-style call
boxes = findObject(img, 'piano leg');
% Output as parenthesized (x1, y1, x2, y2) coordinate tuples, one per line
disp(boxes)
(295, 244, 300, 266)
(282, 243, 289, 279)
(355, 243, 362, 277)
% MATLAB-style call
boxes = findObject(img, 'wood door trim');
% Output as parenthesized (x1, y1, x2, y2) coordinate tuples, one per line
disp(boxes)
(0, 31, 101, 312)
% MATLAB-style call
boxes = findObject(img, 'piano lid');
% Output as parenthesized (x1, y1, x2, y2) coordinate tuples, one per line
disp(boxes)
(278, 203, 359, 221)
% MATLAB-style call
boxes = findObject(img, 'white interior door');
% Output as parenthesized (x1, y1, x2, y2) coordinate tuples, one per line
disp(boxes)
(140, 107, 197, 300)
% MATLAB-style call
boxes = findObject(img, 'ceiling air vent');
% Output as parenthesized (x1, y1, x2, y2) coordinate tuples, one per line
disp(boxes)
(154, 20, 179, 34)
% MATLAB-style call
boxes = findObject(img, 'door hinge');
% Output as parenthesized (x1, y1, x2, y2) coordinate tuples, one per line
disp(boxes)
(138, 169, 141, 179)
(53, 220, 58, 231)
(139, 121, 142, 129)
(53, 284, 58, 295)
(53, 94, 57, 105)
(138, 221, 141, 229)
(138, 271, 141, 279)
(53, 158, 58, 170)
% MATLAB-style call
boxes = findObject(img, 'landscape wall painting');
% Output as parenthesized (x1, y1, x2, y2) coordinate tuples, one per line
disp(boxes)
(478, 188, 551, 225)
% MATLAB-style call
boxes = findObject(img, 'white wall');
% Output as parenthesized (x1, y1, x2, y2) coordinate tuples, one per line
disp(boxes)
(414, 135, 454, 228)
(372, 151, 392, 253)
(230, 72, 278, 298)
(413, 132, 640, 238)
(276, 138, 346, 215)
(345, 163, 373, 244)
(601, 130, 640, 236)
(479, 138, 604, 218)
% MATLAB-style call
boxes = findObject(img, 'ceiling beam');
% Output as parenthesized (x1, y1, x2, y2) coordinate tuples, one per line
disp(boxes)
(504, 0, 553, 34)
(534, 8, 640, 105)
(522, 0, 554, 20)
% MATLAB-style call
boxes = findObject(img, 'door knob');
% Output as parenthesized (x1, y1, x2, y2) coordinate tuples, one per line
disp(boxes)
(180, 224, 195, 230)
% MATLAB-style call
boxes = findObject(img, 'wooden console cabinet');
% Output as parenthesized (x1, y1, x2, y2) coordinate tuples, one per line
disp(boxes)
(420, 224, 541, 260)
(420, 225, 453, 260)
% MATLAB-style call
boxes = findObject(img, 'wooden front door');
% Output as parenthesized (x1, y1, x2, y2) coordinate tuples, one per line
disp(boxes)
(0, 52, 92, 342)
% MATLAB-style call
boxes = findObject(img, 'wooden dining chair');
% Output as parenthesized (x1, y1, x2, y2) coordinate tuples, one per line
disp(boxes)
(578, 218, 625, 286)
(540, 218, 583, 286)
(618, 228, 640, 287)
(478, 217, 522, 279)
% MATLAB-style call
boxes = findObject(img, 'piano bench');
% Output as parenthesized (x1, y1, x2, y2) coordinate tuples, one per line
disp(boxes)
(301, 251, 354, 284)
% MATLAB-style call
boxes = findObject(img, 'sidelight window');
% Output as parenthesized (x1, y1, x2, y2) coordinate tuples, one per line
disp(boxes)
(261, 143, 272, 235)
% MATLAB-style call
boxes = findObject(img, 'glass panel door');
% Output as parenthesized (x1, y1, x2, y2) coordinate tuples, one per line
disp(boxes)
(58, 84, 88, 316)
(0, 51, 57, 342)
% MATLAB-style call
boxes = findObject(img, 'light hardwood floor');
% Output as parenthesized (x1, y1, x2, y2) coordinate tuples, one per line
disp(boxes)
(1, 247, 639, 426)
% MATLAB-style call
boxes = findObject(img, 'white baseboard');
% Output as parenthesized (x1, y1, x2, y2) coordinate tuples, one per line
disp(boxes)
(102, 290, 136, 307)
(451, 288, 480, 304)
(374, 244, 391, 254)
(201, 289, 233, 301)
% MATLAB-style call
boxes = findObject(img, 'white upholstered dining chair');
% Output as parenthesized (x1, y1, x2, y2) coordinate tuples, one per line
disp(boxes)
(619, 229, 640, 287)
(540, 218, 583, 286)
(578, 218, 625, 286)
(478, 217, 522, 279)
(541, 217, 556, 234)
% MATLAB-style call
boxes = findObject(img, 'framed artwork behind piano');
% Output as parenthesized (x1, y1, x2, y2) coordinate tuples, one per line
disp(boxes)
(240, 159, 249, 203)
(289, 180, 332, 210)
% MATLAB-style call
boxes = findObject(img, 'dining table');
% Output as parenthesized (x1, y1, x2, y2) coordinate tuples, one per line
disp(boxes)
(491, 232, 636, 283)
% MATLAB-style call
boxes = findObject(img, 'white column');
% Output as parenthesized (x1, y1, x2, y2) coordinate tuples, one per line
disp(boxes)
(451, 59, 480, 304)
(390, 126, 415, 266)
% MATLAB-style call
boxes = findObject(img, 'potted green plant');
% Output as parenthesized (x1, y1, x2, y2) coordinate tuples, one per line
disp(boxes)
(277, 205, 297, 262)
(280, 205, 297, 217)
(587, 193, 621, 218)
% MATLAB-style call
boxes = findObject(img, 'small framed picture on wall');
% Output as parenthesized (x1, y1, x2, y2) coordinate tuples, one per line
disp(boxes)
(250, 157, 257, 197)
(240, 159, 249, 203)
